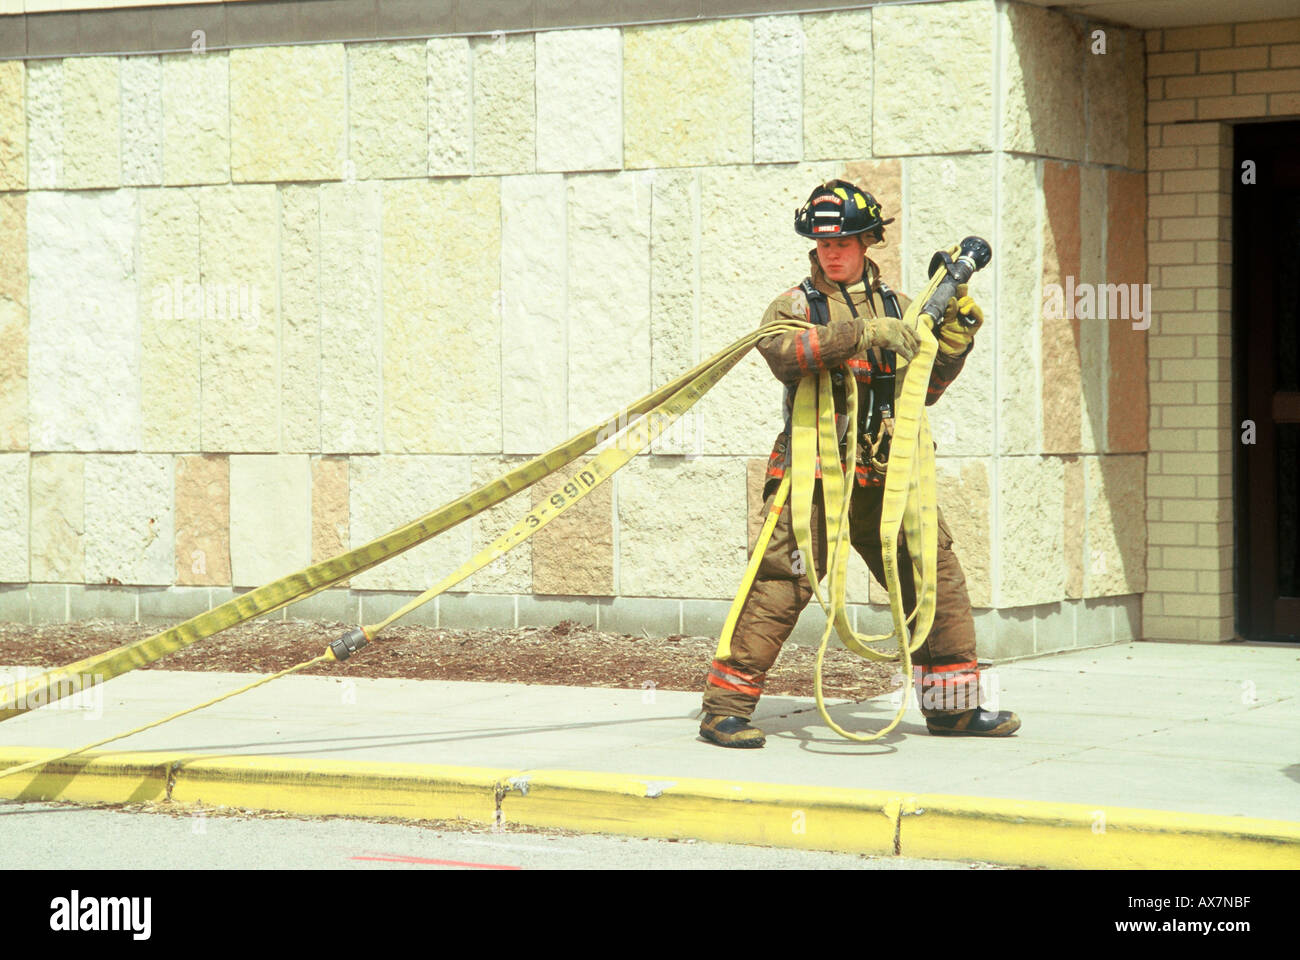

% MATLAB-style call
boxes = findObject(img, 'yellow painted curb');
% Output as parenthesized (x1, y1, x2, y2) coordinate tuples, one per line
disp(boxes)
(171, 755, 514, 824)
(500, 769, 902, 856)
(3, 747, 1298, 868)
(0, 747, 177, 805)
(903, 794, 1300, 869)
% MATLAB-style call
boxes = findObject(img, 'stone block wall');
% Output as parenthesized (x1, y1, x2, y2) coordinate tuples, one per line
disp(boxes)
(0, 0, 1147, 658)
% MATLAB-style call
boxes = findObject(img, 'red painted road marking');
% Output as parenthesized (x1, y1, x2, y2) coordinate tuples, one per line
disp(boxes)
(351, 853, 521, 870)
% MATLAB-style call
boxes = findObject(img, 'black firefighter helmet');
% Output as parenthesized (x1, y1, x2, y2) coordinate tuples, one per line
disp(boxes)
(794, 179, 895, 243)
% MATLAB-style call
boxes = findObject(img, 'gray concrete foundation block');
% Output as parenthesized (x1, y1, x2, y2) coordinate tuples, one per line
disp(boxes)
(285, 589, 359, 625)
(439, 593, 516, 630)
(1078, 596, 1116, 647)
(598, 596, 681, 637)
(68, 585, 137, 622)
(1035, 601, 1076, 655)
(0, 585, 30, 624)
(991, 606, 1036, 661)
(207, 587, 236, 611)
(516, 595, 598, 630)
(29, 584, 68, 624)
(139, 586, 211, 623)
(1115, 594, 1142, 641)
(680, 598, 731, 640)
(359, 592, 440, 628)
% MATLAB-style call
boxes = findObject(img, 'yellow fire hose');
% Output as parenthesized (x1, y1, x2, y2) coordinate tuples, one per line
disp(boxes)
(0, 237, 988, 775)
(0, 319, 802, 725)
(0, 319, 809, 779)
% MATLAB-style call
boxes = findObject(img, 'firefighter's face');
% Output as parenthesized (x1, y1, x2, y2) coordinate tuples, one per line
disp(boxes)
(816, 236, 872, 283)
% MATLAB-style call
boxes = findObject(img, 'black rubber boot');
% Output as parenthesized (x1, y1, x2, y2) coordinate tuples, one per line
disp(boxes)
(699, 714, 767, 748)
(926, 706, 1021, 737)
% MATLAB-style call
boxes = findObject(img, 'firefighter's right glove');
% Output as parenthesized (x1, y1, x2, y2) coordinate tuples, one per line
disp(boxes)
(857, 317, 919, 362)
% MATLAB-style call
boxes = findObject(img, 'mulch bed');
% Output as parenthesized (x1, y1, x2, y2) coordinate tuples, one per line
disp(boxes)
(0, 618, 897, 701)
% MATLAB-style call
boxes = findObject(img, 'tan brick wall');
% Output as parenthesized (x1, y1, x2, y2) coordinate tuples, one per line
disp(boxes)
(1143, 16, 1300, 641)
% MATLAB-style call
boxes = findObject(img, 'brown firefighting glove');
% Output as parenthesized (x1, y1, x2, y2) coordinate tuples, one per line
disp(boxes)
(936, 283, 984, 356)
(856, 316, 920, 362)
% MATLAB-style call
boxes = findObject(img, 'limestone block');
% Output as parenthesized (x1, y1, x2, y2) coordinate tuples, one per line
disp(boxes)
(0, 454, 28, 582)
(321, 181, 384, 454)
(311, 456, 349, 564)
(230, 44, 346, 183)
(198, 185, 279, 452)
(426, 38, 472, 177)
(566, 173, 652, 438)
(1085, 454, 1145, 596)
(648, 168, 700, 457)
(229, 455, 311, 587)
(1041, 161, 1082, 454)
(30, 454, 83, 583)
(802, 9, 872, 160)
(1001, 3, 1086, 162)
(140, 188, 201, 451)
(501, 174, 567, 454)
(163, 52, 229, 185)
(0, 194, 27, 450)
(382, 178, 502, 453)
(996, 455, 1065, 607)
(754, 15, 803, 164)
(997, 155, 1043, 456)
(907, 154, 995, 457)
(84, 455, 174, 586)
(280, 185, 321, 453)
(28, 190, 139, 452)
(174, 454, 231, 586)
(472, 34, 535, 176)
(842, 158, 902, 285)
(121, 56, 162, 186)
(348, 455, 469, 592)
(936, 457, 992, 608)
(62, 57, 119, 189)
(1060, 454, 1085, 599)
(1107, 169, 1148, 453)
(349, 42, 426, 179)
(537, 28, 621, 172)
(624, 20, 752, 169)
(532, 459, 614, 596)
(25, 60, 62, 189)
(1086, 24, 1145, 169)
(618, 457, 747, 599)
(0, 60, 26, 190)
(1077, 164, 1106, 454)
(468, 455, 532, 594)
(696, 162, 838, 458)
(874, 0, 995, 155)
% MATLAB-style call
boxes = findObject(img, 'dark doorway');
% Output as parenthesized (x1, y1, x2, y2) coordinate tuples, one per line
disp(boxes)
(1234, 120, 1300, 641)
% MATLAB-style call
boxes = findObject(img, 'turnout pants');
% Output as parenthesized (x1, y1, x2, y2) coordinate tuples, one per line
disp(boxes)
(703, 480, 981, 719)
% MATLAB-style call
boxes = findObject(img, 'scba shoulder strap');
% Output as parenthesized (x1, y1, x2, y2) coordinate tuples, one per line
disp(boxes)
(799, 277, 830, 326)
(876, 277, 902, 319)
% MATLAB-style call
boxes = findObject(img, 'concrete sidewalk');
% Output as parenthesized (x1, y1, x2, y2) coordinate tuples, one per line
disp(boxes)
(1, 640, 1297, 867)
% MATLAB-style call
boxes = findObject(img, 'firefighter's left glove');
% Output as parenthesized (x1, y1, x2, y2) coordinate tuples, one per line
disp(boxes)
(936, 283, 984, 356)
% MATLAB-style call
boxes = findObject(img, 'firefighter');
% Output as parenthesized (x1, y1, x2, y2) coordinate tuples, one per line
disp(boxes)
(699, 179, 1021, 748)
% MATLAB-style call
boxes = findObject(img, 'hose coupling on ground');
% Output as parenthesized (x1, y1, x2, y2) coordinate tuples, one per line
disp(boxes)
(330, 627, 370, 661)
